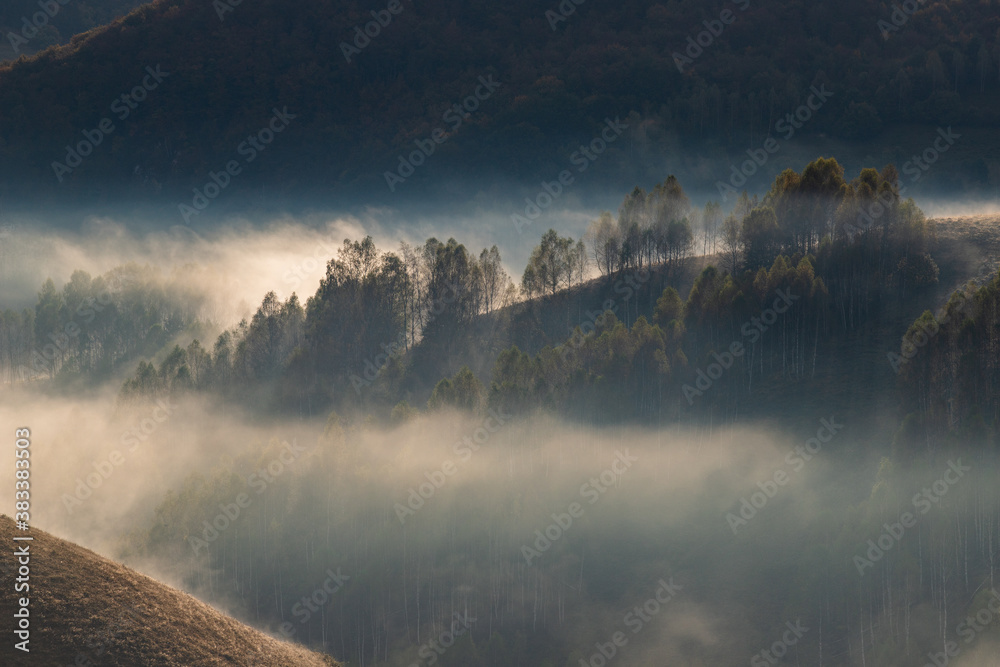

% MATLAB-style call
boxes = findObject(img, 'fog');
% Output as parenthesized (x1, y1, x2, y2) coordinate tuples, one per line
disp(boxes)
(3, 183, 996, 320)
(3, 362, 997, 665)
(0, 210, 577, 318)
(3, 123, 998, 315)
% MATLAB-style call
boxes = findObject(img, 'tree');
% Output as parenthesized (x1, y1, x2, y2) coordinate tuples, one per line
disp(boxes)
(649, 175, 692, 263)
(477, 245, 509, 314)
(617, 187, 647, 269)
(721, 215, 743, 274)
(422, 237, 480, 341)
(399, 241, 425, 349)
(586, 211, 619, 276)
(390, 400, 418, 424)
(521, 229, 575, 296)
(34, 278, 65, 376)
(305, 236, 410, 381)
(236, 291, 305, 381)
(566, 239, 588, 289)
(701, 201, 724, 255)
(489, 346, 537, 414)
(654, 287, 683, 325)
(740, 206, 781, 269)
(521, 264, 540, 300)
(428, 366, 483, 411)
(796, 157, 846, 246)
(665, 218, 694, 263)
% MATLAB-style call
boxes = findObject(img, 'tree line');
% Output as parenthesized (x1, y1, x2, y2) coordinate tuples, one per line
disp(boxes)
(116, 236, 518, 412)
(3, 157, 945, 429)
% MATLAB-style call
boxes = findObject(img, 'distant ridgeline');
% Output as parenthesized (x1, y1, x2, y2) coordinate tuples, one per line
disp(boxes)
(0, 0, 147, 60)
(0, 0, 998, 195)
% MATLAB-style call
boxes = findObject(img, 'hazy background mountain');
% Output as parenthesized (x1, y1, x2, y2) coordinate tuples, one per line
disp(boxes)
(0, 0, 999, 215)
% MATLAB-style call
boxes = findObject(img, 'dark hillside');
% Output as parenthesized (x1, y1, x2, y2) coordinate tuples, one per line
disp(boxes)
(402, 216, 999, 421)
(1, 0, 999, 202)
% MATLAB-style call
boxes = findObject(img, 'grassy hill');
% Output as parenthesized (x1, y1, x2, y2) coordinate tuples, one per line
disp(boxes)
(401, 214, 1000, 424)
(0, 515, 339, 667)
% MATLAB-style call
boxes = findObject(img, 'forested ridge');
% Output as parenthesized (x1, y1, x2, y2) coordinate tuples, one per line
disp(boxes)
(5, 156, 994, 434)
(6, 159, 1000, 664)
(1, 0, 1000, 198)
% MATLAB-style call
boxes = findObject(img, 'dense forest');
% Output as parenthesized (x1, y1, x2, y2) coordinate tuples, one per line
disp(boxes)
(0, 0, 999, 198)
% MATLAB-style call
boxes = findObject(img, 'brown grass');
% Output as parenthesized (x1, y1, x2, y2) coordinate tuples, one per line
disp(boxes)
(0, 515, 339, 666)
(931, 214, 1000, 287)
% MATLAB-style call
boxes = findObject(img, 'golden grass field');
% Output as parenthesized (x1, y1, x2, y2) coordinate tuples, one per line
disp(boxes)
(0, 515, 340, 667)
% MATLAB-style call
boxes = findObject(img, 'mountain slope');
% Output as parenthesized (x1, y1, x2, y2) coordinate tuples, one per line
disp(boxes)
(0, 0, 998, 202)
(0, 0, 149, 61)
(0, 515, 339, 667)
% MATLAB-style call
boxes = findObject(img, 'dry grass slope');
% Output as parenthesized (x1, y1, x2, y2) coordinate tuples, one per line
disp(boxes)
(0, 515, 339, 667)
(931, 214, 1000, 286)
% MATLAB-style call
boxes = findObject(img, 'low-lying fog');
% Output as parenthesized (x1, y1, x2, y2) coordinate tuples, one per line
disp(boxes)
(2, 378, 996, 665)
(2, 191, 997, 317)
